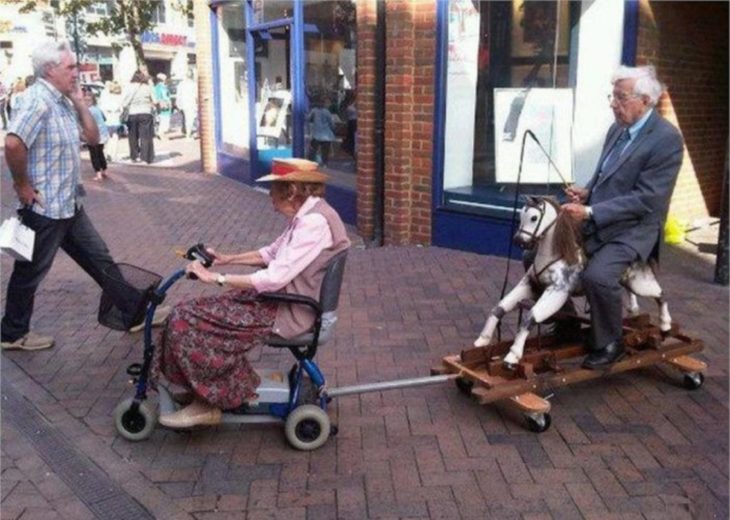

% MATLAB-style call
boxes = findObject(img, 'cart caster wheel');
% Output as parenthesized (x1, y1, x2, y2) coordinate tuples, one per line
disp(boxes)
(285, 405, 331, 451)
(114, 397, 157, 441)
(525, 413, 551, 433)
(682, 372, 704, 390)
(455, 377, 473, 395)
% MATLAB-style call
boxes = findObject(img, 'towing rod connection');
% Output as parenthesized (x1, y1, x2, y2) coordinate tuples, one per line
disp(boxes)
(326, 374, 458, 398)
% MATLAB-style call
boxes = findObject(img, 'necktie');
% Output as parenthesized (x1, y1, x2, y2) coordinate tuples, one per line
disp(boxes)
(601, 129, 630, 174)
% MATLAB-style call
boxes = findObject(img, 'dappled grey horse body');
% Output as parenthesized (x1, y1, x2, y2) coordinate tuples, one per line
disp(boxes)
(474, 197, 671, 369)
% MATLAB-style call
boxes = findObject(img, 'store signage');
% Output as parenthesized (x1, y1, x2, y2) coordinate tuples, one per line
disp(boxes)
(141, 31, 188, 47)
(0, 20, 28, 33)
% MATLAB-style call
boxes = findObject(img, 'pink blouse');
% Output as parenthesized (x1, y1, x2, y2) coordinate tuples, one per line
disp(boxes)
(250, 197, 334, 293)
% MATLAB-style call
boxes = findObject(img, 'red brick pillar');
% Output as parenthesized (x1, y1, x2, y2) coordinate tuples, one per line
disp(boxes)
(356, 0, 436, 246)
(383, 0, 436, 245)
(194, 0, 218, 174)
(356, 0, 377, 241)
(637, 0, 729, 221)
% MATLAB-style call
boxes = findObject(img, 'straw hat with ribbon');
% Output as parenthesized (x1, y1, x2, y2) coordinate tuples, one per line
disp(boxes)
(256, 158, 329, 184)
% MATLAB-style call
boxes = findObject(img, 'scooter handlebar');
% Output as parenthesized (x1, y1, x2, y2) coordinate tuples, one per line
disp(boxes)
(184, 243, 214, 279)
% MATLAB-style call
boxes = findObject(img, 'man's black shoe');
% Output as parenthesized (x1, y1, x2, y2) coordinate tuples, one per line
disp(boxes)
(581, 341, 625, 370)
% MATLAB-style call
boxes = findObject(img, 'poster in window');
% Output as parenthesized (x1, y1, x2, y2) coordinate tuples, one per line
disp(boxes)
(257, 90, 292, 139)
(494, 88, 573, 185)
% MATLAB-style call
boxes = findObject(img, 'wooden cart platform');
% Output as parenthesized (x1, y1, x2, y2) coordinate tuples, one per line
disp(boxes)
(431, 313, 706, 432)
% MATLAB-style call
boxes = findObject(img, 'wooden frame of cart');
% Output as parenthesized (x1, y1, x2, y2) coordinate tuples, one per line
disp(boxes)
(432, 313, 706, 432)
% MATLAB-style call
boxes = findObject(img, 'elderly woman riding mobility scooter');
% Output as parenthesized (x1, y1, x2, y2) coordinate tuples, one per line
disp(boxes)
(106, 159, 352, 450)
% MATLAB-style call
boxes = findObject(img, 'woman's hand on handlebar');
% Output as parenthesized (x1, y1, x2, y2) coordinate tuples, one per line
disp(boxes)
(207, 247, 232, 266)
(186, 260, 214, 283)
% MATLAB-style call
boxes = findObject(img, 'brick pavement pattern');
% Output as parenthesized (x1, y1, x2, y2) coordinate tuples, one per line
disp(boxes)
(1, 142, 728, 519)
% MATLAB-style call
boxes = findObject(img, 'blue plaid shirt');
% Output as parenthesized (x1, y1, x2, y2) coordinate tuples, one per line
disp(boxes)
(8, 78, 83, 219)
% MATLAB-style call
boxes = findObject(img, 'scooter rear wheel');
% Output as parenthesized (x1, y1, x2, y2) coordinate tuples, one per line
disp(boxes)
(114, 397, 157, 441)
(285, 405, 330, 451)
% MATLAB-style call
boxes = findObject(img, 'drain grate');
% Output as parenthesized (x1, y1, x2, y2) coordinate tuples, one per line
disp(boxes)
(2, 382, 154, 520)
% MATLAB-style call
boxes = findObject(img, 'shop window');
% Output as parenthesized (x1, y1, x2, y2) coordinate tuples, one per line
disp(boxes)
(303, 0, 357, 189)
(152, 1, 167, 25)
(217, 4, 250, 158)
(251, 0, 294, 24)
(442, 0, 579, 217)
(85, 1, 109, 16)
(253, 26, 292, 152)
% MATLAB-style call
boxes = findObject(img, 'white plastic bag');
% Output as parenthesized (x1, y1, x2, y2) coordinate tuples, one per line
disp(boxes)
(0, 216, 35, 261)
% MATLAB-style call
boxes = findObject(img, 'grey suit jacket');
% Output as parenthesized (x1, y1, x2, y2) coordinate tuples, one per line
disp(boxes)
(583, 110, 684, 261)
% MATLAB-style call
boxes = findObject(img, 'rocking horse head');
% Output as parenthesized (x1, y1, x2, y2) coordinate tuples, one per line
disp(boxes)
(513, 196, 582, 265)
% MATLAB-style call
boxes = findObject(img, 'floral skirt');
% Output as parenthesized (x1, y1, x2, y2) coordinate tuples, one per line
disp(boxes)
(151, 289, 276, 409)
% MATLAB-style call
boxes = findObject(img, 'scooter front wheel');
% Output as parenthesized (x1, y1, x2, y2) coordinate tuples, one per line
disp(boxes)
(284, 404, 330, 451)
(114, 397, 158, 441)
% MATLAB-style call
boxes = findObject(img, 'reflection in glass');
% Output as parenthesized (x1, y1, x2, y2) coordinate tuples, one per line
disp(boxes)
(303, 0, 357, 189)
(252, 0, 294, 24)
(217, 5, 249, 157)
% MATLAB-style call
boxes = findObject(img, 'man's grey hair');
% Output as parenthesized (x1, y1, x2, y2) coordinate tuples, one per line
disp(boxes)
(611, 65, 664, 107)
(32, 40, 73, 78)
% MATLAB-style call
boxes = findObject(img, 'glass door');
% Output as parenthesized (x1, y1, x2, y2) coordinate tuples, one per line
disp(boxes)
(249, 25, 294, 177)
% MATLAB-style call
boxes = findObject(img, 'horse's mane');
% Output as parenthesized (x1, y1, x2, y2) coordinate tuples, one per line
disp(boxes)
(541, 197, 583, 265)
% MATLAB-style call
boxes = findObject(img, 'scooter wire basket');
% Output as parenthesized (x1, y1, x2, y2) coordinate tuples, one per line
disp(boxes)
(98, 263, 162, 331)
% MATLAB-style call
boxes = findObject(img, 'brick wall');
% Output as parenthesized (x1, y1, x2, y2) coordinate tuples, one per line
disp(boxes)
(355, 0, 377, 241)
(637, 0, 728, 222)
(194, 0, 218, 174)
(356, 0, 436, 245)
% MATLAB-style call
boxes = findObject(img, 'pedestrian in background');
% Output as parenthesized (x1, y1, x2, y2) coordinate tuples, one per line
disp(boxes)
(8, 77, 26, 120)
(307, 95, 337, 167)
(123, 70, 155, 164)
(154, 72, 172, 137)
(85, 90, 110, 181)
(98, 81, 124, 161)
(0, 77, 8, 130)
(176, 70, 198, 139)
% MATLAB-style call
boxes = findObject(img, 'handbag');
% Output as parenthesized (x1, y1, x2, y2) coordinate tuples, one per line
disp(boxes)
(0, 213, 35, 261)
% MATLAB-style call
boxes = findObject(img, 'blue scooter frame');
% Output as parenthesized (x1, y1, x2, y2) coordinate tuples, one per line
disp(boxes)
(114, 244, 456, 450)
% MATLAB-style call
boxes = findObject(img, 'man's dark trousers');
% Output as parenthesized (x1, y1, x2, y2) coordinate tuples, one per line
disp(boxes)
(1, 207, 115, 342)
(582, 242, 639, 351)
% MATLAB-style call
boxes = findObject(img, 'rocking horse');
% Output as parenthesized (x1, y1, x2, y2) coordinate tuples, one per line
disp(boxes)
(474, 196, 672, 369)
(431, 196, 705, 433)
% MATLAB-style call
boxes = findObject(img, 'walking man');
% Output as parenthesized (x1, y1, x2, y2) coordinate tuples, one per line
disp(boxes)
(0, 41, 167, 350)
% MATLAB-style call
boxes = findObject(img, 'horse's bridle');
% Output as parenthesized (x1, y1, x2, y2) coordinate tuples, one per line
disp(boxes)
(516, 199, 556, 249)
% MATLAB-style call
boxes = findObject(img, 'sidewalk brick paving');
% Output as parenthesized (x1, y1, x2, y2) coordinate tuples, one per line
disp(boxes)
(1, 142, 728, 519)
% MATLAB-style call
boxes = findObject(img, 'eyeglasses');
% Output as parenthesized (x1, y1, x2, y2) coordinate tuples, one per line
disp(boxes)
(607, 93, 640, 104)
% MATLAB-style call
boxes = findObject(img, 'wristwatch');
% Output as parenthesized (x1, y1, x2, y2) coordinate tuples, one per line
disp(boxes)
(215, 273, 227, 287)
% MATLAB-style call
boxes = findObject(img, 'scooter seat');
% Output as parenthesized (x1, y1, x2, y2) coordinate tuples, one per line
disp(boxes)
(265, 313, 337, 348)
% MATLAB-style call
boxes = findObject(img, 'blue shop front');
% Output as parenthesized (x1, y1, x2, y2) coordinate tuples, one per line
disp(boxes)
(207, 0, 637, 256)
(208, 0, 357, 224)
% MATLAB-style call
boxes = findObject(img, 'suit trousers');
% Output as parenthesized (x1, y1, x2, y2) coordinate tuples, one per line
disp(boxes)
(582, 242, 639, 350)
(1, 207, 116, 342)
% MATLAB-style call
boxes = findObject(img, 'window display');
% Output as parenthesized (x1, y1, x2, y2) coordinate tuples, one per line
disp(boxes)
(442, 0, 577, 216)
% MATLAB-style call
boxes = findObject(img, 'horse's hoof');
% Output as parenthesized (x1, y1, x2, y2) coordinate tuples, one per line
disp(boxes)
(474, 337, 490, 347)
(660, 329, 671, 339)
(502, 360, 517, 371)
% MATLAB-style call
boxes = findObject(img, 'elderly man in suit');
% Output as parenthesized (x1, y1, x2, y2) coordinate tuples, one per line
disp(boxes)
(562, 65, 683, 370)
